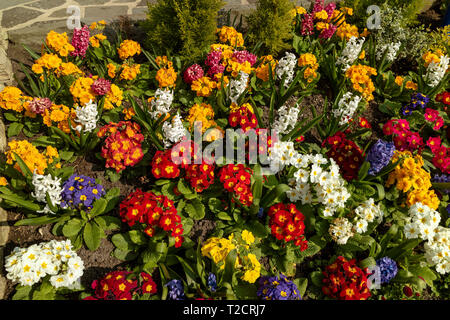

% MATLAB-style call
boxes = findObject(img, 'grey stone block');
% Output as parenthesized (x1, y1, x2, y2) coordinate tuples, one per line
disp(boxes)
(1, 7, 43, 29)
(0, 0, 34, 11)
(26, 0, 66, 10)
(84, 5, 129, 23)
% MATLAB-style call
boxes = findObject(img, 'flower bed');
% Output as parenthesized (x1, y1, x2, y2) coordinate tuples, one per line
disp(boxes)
(0, 0, 449, 301)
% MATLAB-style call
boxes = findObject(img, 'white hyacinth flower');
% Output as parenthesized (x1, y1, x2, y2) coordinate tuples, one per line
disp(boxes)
(276, 52, 297, 87)
(336, 37, 365, 72)
(425, 55, 449, 88)
(73, 100, 99, 133)
(31, 172, 63, 215)
(162, 113, 187, 148)
(149, 88, 174, 119)
(228, 71, 249, 104)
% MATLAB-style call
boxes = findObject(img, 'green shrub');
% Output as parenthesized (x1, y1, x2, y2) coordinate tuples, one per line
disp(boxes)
(246, 0, 295, 55)
(142, 0, 224, 62)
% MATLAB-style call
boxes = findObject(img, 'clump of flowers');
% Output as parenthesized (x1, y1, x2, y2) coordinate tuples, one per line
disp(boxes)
(0, 86, 32, 113)
(97, 121, 145, 172)
(91, 78, 111, 96)
(331, 92, 361, 125)
(5, 141, 59, 175)
(352, 198, 384, 234)
(329, 217, 354, 244)
(117, 39, 141, 60)
(84, 271, 157, 300)
(272, 103, 301, 135)
(322, 256, 371, 300)
(120, 63, 141, 81)
(255, 55, 278, 82)
(401, 93, 430, 116)
(376, 42, 401, 63)
(216, 26, 244, 47)
(45, 30, 74, 57)
(70, 77, 96, 105)
(183, 64, 204, 84)
(228, 71, 249, 103)
(423, 51, 449, 88)
(72, 100, 99, 133)
(187, 103, 218, 133)
(155, 56, 177, 88)
(366, 139, 395, 175)
(271, 148, 350, 217)
(42, 103, 76, 134)
(119, 189, 184, 247)
(376, 257, 398, 284)
(162, 113, 187, 148)
(436, 91, 450, 105)
(427, 137, 450, 174)
(4, 240, 84, 288)
(382, 119, 424, 152)
(201, 234, 236, 268)
(28, 97, 52, 115)
(386, 151, 439, 209)
(191, 75, 217, 97)
(70, 25, 90, 58)
(267, 203, 308, 250)
(345, 64, 377, 101)
(276, 52, 297, 87)
(148, 88, 174, 119)
(323, 131, 364, 181)
(257, 274, 302, 300)
(228, 103, 258, 132)
(298, 53, 319, 82)
(31, 172, 63, 215)
(60, 174, 105, 211)
(166, 279, 186, 300)
(32, 53, 62, 74)
(219, 164, 254, 207)
(424, 108, 444, 131)
(151, 141, 215, 193)
(202, 230, 261, 283)
(403, 202, 450, 274)
(336, 37, 365, 71)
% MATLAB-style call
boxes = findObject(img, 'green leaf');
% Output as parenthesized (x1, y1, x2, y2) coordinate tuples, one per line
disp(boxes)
(129, 230, 147, 245)
(217, 211, 233, 221)
(62, 218, 84, 237)
(310, 271, 323, 288)
(12, 152, 33, 181)
(7, 123, 23, 137)
(385, 238, 422, 260)
(111, 233, 136, 251)
(113, 248, 138, 261)
(32, 280, 56, 300)
(357, 161, 370, 181)
(260, 184, 290, 208)
(12, 285, 33, 300)
(14, 215, 62, 226)
(90, 198, 107, 218)
(294, 278, 308, 297)
(94, 216, 121, 230)
(234, 283, 257, 299)
(177, 179, 192, 195)
(359, 257, 376, 269)
(3, 112, 18, 121)
(83, 221, 102, 251)
(184, 199, 205, 220)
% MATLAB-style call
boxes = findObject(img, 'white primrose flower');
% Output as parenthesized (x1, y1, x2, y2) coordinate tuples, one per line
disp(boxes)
(329, 217, 354, 245)
(4, 240, 84, 288)
(73, 100, 99, 133)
